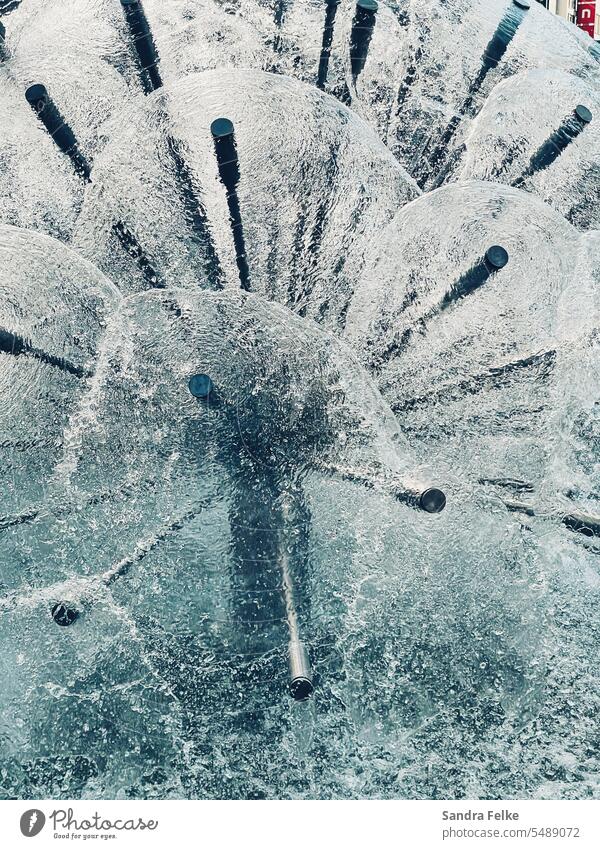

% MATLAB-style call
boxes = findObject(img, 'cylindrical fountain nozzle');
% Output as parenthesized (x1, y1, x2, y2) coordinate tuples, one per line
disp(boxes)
(51, 603, 79, 627)
(210, 117, 235, 138)
(562, 511, 600, 539)
(24, 82, 161, 286)
(317, 0, 340, 90)
(120, 0, 162, 92)
(0, 324, 89, 378)
(419, 488, 447, 514)
(502, 498, 600, 540)
(25, 83, 91, 181)
(395, 483, 447, 513)
(210, 117, 240, 186)
(484, 245, 509, 272)
(574, 104, 593, 125)
(317, 461, 447, 515)
(442, 244, 509, 306)
(350, 0, 378, 82)
(421, 0, 530, 188)
(188, 373, 214, 399)
(288, 640, 313, 700)
(210, 117, 251, 291)
(513, 105, 593, 188)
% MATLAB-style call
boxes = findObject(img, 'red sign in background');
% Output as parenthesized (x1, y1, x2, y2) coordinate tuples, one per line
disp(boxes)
(576, 0, 597, 38)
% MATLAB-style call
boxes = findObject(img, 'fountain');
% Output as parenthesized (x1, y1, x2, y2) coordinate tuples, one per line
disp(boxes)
(0, 0, 598, 802)
(71, 68, 417, 317)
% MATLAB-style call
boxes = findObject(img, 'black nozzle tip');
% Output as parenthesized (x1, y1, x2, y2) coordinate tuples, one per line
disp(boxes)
(486, 245, 509, 270)
(25, 83, 48, 103)
(419, 488, 447, 514)
(513, 0, 530, 9)
(575, 105, 593, 124)
(357, 0, 378, 10)
(290, 677, 314, 701)
(211, 117, 234, 139)
(188, 373, 214, 399)
(51, 602, 79, 627)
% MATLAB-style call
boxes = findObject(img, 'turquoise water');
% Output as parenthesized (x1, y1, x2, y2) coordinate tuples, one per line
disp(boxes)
(0, 0, 599, 799)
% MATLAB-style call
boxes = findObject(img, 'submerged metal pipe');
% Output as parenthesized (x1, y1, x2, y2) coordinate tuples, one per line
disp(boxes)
(0, 325, 90, 378)
(25, 83, 91, 180)
(102, 506, 200, 586)
(25, 84, 162, 288)
(395, 44, 423, 115)
(111, 221, 163, 288)
(228, 468, 313, 699)
(378, 245, 509, 365)
(318, 461, 446, 514)
(120, 0, 162, 92)
(271, 0, 288, 55)
(119, 1, 223, 285)
(317, 0, 340, 90)
(392, 349, 556, 414)
(279, 495, 314, 700)
(0, 478, 159, 536)
(164, 135, 224, 289)
(441, 245, 509, 308)
(349, 0, 378, 83)
(503, 498, 600, 540)
(48, 503, 203, 627)
(0, 20, 7, 61)
(512, 105, 593, 188)
(211, 118, 251, 291)
(422, 0, 530, 184)
(562, 511, 600, 539)
(288, 639, 313, 700)
(478, 0, 530, 79)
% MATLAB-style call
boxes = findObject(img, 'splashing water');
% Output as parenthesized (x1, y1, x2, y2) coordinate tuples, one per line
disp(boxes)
(0, 0, 599, 800)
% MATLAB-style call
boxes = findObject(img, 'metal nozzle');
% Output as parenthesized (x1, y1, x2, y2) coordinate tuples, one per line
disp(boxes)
(560, 510, 600, 539)
(485, 245, 509, 271)
(120, 0, 162, 92)
(0, 325, 89, 378)
(51, 603, 79, 626)
(419, 488, 447, 514)
(349, 0, 378, 82)
(317, 0, 340, 90)
(25, 83, 91, 181)
(318, 461, 447, 515)
(443, 244, 509, 305)
(210, 117, 251, 291)
(513, 105, 593, 188)
(288, 640, 313, 700)
(188, 373, 214, 399)
(503, 499, 600, 540)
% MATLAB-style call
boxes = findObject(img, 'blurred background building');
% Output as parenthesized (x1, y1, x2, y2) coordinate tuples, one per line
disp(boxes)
(537, 0, 599, 39)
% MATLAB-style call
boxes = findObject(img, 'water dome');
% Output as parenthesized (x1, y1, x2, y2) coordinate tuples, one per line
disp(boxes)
(0, 0, 599, 804)
(73, 68, 418, 322)
(373, 0, 600, 188)
(0, 76, 80, 237)
(0, 287, 546, 797)
(459, 69, 600, 230)
(0, 225, 120, 518)
(344, 181, 585, 485)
